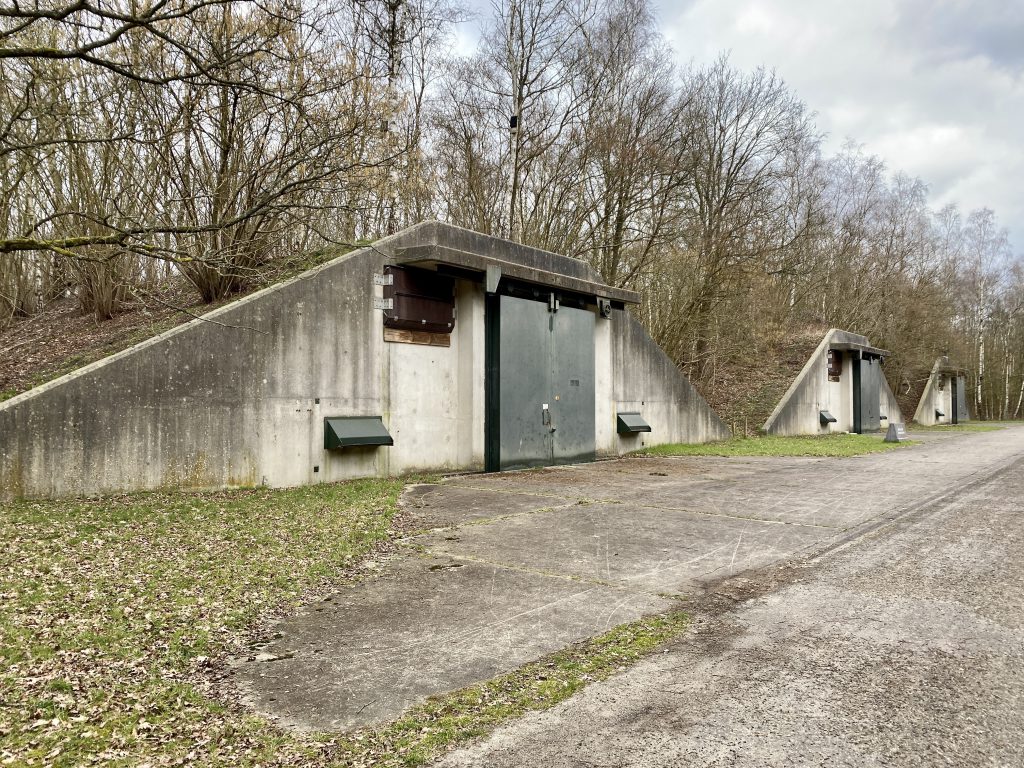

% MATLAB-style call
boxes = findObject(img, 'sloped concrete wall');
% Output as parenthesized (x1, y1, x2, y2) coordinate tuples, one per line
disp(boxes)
(913, 358, 957, 426)
(763, 329, 898, 436)
(879, 376, 904, 429)
(1, 223, 484, 500)
(1, 221, 724, 500)
(610, 312, 729, 452)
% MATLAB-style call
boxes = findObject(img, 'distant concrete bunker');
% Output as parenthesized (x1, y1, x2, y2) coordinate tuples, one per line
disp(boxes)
(1, 222, 728, 499)
(913, 357, 970, 426)
(763, 329, 904, 436)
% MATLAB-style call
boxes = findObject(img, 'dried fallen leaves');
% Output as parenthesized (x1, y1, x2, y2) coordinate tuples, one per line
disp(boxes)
(1, 480, 690, 768)
(0, 480, 402, 767)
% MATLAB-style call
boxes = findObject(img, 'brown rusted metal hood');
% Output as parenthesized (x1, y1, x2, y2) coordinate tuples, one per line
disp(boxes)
(394, 244, 640, 304)
(829, 341, 891, 358)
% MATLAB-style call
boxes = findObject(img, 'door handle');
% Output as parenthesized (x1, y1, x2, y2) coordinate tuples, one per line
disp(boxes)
(542, 404, 555, 431)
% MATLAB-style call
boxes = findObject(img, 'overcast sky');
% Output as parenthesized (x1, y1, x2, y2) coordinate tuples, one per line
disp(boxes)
(454, 0, 1023, 252)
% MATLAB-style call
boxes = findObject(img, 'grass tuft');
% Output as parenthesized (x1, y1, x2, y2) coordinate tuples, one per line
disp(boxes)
(328, 610, 689, 767)
(637, 433, 916, 458)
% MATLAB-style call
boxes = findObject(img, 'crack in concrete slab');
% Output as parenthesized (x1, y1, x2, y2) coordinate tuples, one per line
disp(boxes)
(398, 504, 576, 537)
(444, 483, 613, 503)
(616, 503, 841, 529)
(434, 550, 685, 601)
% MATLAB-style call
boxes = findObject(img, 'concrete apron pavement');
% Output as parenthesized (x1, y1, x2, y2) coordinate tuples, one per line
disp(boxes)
(230, 427, 1024, 733)
(434, 440, 1024, 767)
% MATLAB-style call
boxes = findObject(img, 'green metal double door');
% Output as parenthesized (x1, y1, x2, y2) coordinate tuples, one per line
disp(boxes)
(951, 375, 969, 424)
(486, 292, 596, 471)
(852, 356, 881, 433)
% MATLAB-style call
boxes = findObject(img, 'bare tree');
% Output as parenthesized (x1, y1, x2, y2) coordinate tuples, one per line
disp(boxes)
(671, 56, 815, 380)
(431, 0, 592, 242)
(0, 0, 434, 312)
(564, 0, 689, 287)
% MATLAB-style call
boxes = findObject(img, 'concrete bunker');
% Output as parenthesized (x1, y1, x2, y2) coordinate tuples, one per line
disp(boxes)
(0, 221, 728, 500)
(913, 357, 970, 426)
(762, 329, 904, 436)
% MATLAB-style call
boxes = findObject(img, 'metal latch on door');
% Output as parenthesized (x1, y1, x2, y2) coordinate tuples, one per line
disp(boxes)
(542, 403, 555, 431)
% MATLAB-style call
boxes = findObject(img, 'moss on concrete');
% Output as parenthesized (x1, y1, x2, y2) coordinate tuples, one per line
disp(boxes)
(330, 610, 690, 767)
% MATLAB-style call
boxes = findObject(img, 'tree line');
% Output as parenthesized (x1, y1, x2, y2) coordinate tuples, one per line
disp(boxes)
(2, 0, 1022, 419)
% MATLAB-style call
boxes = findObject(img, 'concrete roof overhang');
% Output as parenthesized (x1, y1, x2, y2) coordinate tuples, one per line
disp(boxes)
(394, 243, 640, 304)
(829, 341, 891, 358)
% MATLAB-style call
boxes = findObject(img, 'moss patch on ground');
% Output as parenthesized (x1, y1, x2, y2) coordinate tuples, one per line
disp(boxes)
(637, 433, 917, 458)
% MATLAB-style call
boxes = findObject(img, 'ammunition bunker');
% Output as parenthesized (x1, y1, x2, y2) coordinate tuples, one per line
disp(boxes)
(763, 329, 904, 436)
(913, 357, 970, 426)
(0, 222, 728, 500)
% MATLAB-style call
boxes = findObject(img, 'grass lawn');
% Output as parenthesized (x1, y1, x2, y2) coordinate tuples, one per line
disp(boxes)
(0, 480, 404, 767)
(0, 479, 689, 767)
(637, 433, 917, 458)
(906, 423, 1004, 433)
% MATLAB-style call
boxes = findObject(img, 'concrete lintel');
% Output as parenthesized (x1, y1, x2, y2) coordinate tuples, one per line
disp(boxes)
(931, 356, 966, 376)
(394, 244, 640, 304)
(828, 342, 891, 358)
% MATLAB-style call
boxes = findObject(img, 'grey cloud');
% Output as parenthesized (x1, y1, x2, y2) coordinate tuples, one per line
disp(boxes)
(894, 1, 1024, 72)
